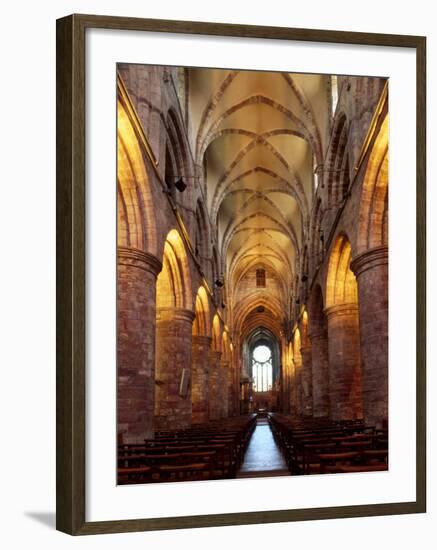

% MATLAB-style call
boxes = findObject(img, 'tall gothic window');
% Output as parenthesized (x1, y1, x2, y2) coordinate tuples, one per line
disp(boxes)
(256, 268, 266, 287)
(252, 345, 273, 392)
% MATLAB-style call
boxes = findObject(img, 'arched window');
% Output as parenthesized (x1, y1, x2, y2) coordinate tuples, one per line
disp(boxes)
(256, 268, 266, 287)
(252, 345, 273, 392)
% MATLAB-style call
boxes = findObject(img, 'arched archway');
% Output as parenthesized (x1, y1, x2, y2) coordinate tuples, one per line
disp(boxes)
(293, 328, 303, 416)
(191, 286, 212, 424)
(308, 284, 330, 418)
(156, 229, 193, 310)
(351, 113, 389, 428)
(117, 98, 157, 254)
(192, 286, 210, 337)
(325, 234, 363, 420)
(244, 328, 281, 414)
(208, 314, 223, 420)
(282, 340, 294, 415)
(326, 234, 358, 308)
(220, 331, 232, 418)
(155, 230, 195, 430)
(299, 310, 313, 417)
(117, 98, 161, 444)
(356, 115, 388, 254)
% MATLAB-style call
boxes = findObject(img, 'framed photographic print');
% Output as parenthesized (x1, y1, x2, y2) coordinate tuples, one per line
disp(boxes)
(56, 14, 426, 535)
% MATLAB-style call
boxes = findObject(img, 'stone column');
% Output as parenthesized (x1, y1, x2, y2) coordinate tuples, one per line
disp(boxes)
(240, 380, 250, 415)
(293, 359, 304, 417)
(351, 246, 388, 428)
(209, 350, 222, 420)
(155, 307, 195, 430)
(227, 364, 235, 417)
(281, 366, 290, 414)
(191, 335, 212, 425)
(117, 247, 162, 443)
(220, 360, 230, 418)
(326, 303, 363, 421)
(289, 361, 298, 417)
(300, 345, 313, 417)
(309, 329, 330, 418)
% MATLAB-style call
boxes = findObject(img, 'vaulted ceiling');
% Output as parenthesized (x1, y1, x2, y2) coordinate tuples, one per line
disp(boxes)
(188, 68, 332, 333)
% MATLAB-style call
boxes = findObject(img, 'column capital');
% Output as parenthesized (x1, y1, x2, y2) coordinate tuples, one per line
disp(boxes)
(325, 302, 359, 320)
(192, 335, 213, 346)
(308, 329, 328, 341)
(156, 307, 195, 324)
(118, 246, 162, 276)
(350, 245, 388, 278)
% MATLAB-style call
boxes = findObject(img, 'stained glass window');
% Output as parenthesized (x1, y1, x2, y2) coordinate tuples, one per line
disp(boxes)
(252, 345, 273, 392)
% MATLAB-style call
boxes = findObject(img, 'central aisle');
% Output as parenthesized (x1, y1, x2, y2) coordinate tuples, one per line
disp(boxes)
(237, 418, 290, 477)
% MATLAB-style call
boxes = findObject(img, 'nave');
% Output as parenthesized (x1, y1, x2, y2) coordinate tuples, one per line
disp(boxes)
(117, 64, 389, 484)
(118, 413, 388, 483)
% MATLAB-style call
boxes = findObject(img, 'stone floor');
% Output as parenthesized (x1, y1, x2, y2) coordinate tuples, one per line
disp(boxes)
(237, 419, 290, 477)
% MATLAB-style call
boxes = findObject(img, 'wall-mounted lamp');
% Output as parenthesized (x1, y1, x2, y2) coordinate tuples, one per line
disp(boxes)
(174, 177, 187, 192)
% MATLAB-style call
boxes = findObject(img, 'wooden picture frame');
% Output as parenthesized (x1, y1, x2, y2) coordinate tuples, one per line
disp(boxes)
(56, 13, 426, 535)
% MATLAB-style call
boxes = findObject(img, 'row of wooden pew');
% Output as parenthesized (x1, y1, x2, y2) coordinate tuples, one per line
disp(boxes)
(268, 413, 388, 475)
(117, 414, 257, 484)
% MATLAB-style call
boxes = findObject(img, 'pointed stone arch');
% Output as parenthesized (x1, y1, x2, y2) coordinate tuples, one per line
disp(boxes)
(308, 284, 330, 418)
(192, 286, 211, 337)
(155, 229, 194, 430)
(191, 286, 212, 424)
(211, 313, 222, 352)
(156, 229, 193, 310)
(326, 234, 358, 308)
(325, 234, 363, 421)
(357, 115, 389, 254)
(117, 98, 157, 255)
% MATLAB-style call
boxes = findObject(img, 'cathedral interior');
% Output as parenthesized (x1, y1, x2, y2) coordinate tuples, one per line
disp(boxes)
(117, 64, 389, 483)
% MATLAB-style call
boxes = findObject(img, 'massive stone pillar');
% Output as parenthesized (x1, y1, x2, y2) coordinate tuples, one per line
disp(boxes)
(191, 335, 212, 425)
(326, 303, 363, 421)
(351, 246, 388, 428)
(209, 350, 222, 420)
(220, 360, 230, 418)
(227, 364, 235, 417)
(155, 308, 195, 430)
(294, 363, 304, 417)
(240, 379, 250, 414)
(289, 362, 298, 418)
(281, 366, 290, 414)
(117, 247, 162, 443)
(309, 329, 330, 418)
(300, 345, 313, 417)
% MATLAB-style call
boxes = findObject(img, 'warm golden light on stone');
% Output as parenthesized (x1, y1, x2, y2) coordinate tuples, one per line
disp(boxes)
(116, 64, 389, 474)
